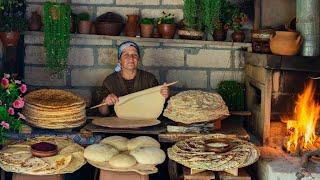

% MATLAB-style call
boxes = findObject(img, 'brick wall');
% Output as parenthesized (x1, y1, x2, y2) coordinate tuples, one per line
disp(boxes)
(24, 0, 250, 106)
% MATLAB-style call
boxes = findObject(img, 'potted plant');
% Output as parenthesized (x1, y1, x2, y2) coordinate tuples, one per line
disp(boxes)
(202, 0, 222, 39)
(0, 74, 27, 144)
(0, 0, 28, 47)
(224, 3, 248, 42)
(139, 18, 154, 38)
(178, 0, 204, 40)
(43, 2, 71, 77)
(78, 12, 92, 34)
(157, 11, 176, 39)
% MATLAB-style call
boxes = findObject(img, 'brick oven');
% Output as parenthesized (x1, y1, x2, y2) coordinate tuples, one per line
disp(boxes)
(245, 52, 320, 179)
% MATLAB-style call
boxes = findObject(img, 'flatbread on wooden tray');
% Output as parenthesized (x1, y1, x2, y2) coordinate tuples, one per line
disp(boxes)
(0, 136, 86, 175)
(92, 117, 161, 129)
(167, 134, 260, 171)
(164, 90, 229, 124)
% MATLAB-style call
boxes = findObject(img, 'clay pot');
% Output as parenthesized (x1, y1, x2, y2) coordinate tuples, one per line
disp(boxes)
(78, 21, 92, 34)
(213, 30, 227, 41)
(0, 32, 20, 47)
(140, 24, 154, 38)
(124, 15, 139, 37)
(29, 11, 42, 31)
(157, 24, 176, 39)
(90, 23, 96, 34)
(232, 30, 245, 42)
(270, 31, 303, 56)
(96, 22, 123, 36)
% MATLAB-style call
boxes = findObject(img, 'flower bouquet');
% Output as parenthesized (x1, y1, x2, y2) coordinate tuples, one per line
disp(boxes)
(0, 74, 27, 144)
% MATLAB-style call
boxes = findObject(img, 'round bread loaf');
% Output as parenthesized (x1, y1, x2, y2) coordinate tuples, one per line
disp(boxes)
(100, 136, 128, 151)
(127, 136, 160, 151)
(84, 144, 118, 162)
(130, 147, 166, 165)
(109, 153, 136, 168)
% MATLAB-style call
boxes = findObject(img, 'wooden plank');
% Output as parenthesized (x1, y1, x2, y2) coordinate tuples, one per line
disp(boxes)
(183, 167, 215, 180)
(230, 111, 252, 116)
(218, 168, 250, 180)
(253, 0, 261, 30)
(224, 168, 238, 176)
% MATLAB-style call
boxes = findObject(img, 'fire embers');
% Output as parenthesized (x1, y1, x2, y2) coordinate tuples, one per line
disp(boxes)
(283, 80, 320, 155)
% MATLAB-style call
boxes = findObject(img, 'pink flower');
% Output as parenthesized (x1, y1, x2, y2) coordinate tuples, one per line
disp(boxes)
(17, 112, 26, 120)
(20, 84, 27, 93)
(0, 100, 2, 106)
(8, 108, 14, 115)
(3, 74, 10, 79)
(13, 98, 24, 109)
(1, 121, 9, 129)
(1, 78, 9, 89)
(15, 80, 21, 84)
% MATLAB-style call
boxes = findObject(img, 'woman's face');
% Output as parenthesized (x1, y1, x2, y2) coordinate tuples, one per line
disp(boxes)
(120, 46, 139, 71)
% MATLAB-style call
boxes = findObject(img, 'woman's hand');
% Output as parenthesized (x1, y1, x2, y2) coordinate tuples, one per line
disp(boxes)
(160, 82, 170, 99)
(103, 93, 119, 106)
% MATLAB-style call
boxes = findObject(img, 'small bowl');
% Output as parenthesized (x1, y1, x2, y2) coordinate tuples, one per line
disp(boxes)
(31, 142, 58, 158)
(204, 139, 234, 153)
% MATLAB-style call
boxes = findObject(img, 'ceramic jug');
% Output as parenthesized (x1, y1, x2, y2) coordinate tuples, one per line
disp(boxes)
(270, 31, 303, 56)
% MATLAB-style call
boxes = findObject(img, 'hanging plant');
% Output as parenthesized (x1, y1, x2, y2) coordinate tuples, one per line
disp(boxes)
(43, 2, 70, 77)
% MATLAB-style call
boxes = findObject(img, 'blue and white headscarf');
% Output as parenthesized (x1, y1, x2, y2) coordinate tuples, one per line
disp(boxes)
(114, 41, 140, 72)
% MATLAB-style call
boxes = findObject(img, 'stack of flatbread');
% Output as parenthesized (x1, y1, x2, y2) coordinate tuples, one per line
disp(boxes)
(167, 134, 260, 171)
(23, 89, 86, 129)
(0, 136, 86, 175)
(163, 90, 229, 124)
(84, 136, 166, 175)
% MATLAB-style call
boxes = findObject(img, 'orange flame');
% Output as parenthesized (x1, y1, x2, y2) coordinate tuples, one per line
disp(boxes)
(285, 80, 320, 154)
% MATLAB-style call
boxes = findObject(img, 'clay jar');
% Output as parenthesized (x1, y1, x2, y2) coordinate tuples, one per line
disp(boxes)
(78, 20, 92, 34)
(157, 24, 176, 39)
(125, 15, 139, 37)
(270, 31, 303, 56)
(29, 11, 42, 31)
(0, 32, 20, 47)
(232, 30, 245, 42)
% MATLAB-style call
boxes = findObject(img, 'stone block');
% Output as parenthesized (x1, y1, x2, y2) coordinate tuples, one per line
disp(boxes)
(142, 48, 184, 67)
(24, 33, 43, 44)
(245, 65, 267, 83)
(210, 71, 243, 89)
(116, 40, 160, 47)
(234, 50, 245, 68)
(97, 7, 139, 19)
(71, 0, 113, 4)
(116, 0, 159, 5)
(69, 47, 94, 66)
(141, 9, 183, 21)
(166, 70, 207, 89)
(71, 68, 113, 86)
(24, 46, 45, 65)
(24, 66, 66, 86)
(186, 49, 231, 68)
(163, 42, 203, 48)
(98, 48, 118, 66)
(143, 69, 160, 82)
(162, 0, 183, 5)
(68, 89, 92, 106)
(70, 36, 113, 46)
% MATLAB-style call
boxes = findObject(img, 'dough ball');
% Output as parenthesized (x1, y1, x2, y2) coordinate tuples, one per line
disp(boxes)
(100, 136, 128, 151)
(127, 136, 160, 151)
(109, 153, 136, 168)
(130, 147, 166, 165)
(84, 144, 118, 162)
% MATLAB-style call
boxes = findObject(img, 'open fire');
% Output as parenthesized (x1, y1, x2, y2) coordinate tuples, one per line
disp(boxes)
(283, 80, 320, 155)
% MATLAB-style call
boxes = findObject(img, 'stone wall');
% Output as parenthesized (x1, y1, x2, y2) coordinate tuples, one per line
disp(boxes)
(24, 0, 250, 106)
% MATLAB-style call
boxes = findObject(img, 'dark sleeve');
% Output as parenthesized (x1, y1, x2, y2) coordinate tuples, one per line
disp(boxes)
(151, 74, 159, 87)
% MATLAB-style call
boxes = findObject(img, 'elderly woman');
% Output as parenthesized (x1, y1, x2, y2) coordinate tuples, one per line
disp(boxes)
(99, 41, 169, 116)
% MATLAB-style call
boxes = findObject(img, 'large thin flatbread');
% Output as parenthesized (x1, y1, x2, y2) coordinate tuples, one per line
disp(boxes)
(114, 85, 165, 120)
(92, 117, 160, 128)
